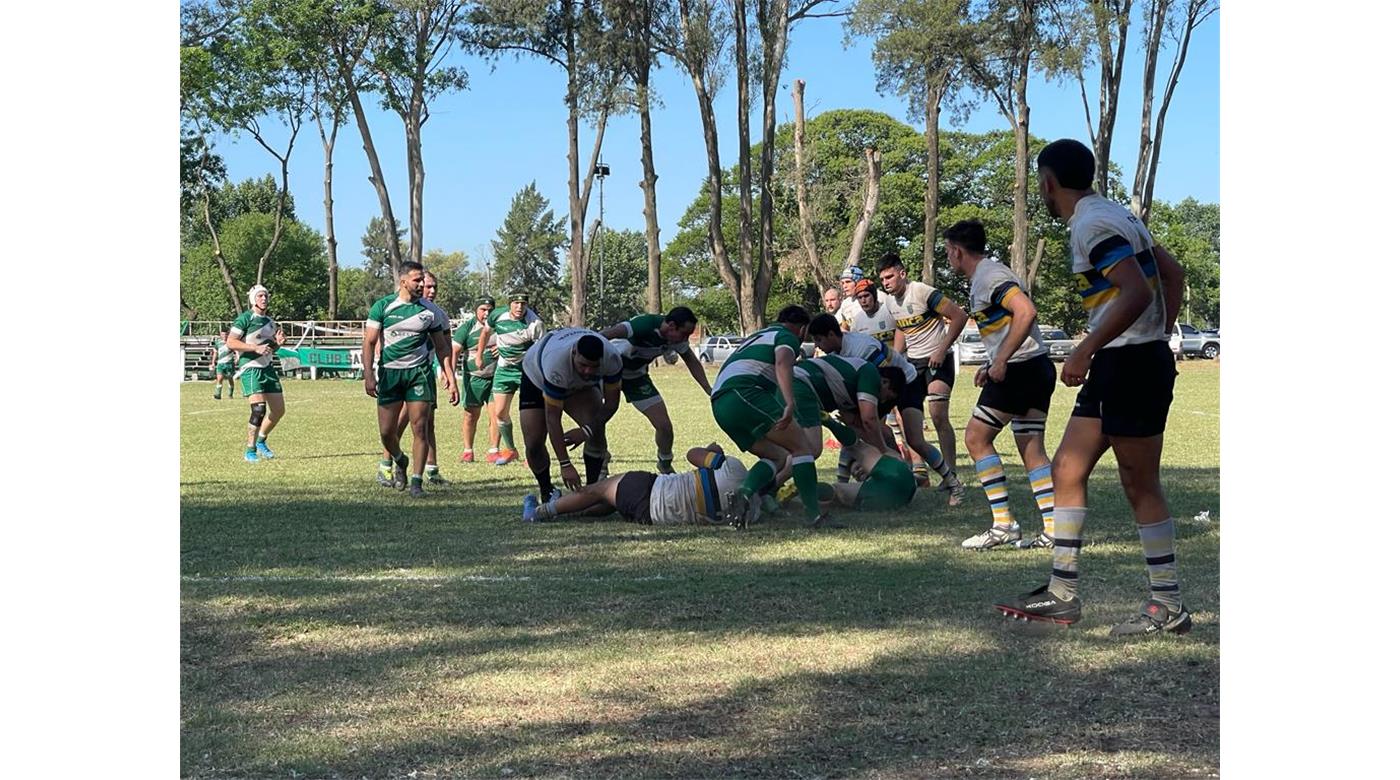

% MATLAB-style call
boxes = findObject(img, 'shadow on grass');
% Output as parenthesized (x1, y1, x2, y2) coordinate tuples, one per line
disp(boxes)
(182, 466, 1219, 777)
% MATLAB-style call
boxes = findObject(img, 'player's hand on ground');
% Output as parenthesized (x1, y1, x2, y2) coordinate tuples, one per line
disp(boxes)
(560, 463, 582, 491)
(974, 366, 988, 387)
(364, 377, 378, 397)
(562, 427, 587, 449)
(1061, 349, 1089, 387)
(988, 360, 1007, 383)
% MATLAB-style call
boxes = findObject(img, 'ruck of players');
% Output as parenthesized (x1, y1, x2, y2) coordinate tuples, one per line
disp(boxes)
(212, 139, 1192, 638)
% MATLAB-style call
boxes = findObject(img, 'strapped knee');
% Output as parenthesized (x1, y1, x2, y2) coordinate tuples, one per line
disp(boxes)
(1010, 417, 1046, 437)
(971, 404, 1006, 430)
(249, 402, 267, 428)
(927, 392, 951, 404)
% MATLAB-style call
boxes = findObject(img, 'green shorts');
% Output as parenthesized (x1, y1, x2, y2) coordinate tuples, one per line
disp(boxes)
(238, 366, 283, 397)
(377, 364, 436, 407)
(711, 385, 783, 452)
(492, 364, 523, 395)
(215, 361, 234, 376)
(856, 456, 918, 510)
(622, 373, 664, 410)
(462, 372, 495, 408)
(792, 382, 824, 429)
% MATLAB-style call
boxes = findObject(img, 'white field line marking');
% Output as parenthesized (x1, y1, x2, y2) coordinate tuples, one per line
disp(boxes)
(182, 573, 674, 584)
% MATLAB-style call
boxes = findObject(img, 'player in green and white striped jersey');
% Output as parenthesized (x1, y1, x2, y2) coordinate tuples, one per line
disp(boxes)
(226, 284, 287, 462)
(599, 306, 711, 473)
(709, 305, 834, 529)
(210, 329, 236, 400)
(452, 295, 499, 464)
(362, 262, 459, 497)
(475, 291, 544, 466)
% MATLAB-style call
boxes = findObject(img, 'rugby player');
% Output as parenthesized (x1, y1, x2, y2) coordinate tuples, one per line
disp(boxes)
(226, 284, 288, 462)
(519, 328, 624, 499)
(451, 296, 499, 463)
(475, 291, 544, 466)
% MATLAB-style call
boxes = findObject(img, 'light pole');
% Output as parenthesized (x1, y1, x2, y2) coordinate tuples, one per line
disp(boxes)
(593, 163, 610, 312)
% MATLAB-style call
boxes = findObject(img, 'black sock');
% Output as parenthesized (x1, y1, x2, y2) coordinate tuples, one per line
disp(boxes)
(583, 452, 604, 484)
(534, 466, 555, 497)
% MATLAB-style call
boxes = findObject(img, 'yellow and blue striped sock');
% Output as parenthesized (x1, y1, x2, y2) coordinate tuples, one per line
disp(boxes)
(1027, 463, 1054, 537)
(1138, 518, 1182, 611)
(975, 454, 1015, 530)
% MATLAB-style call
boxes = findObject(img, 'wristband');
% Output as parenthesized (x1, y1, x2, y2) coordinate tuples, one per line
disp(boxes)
(558, 458, 573, 468)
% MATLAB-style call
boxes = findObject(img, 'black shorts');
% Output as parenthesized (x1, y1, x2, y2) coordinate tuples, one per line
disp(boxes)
(1071, 341, 1177, 437)
(518, 371, 545, 411)
(913, 352, 956, 393)
(615, 471, 657, 524)
(976, 354, 1056, 417)
(891, 368, 928, 413)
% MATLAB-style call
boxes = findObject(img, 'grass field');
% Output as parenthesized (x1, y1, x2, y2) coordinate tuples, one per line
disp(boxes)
(181, 361, 1220, 778)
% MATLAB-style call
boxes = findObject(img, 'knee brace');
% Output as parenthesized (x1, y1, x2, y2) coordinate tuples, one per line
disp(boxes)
(1010, 417, 1046, 437)
(971, 404, 1006, 430)
(249, 402, 267, 428)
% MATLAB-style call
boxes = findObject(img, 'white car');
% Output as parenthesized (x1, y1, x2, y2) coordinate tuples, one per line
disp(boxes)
(956, 331, 988, 365)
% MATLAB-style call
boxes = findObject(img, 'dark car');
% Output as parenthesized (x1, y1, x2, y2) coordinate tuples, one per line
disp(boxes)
(1041, 328, 1078, 362)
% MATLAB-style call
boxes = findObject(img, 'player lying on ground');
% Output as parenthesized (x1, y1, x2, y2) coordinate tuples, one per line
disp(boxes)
(522, 443, 747, 525)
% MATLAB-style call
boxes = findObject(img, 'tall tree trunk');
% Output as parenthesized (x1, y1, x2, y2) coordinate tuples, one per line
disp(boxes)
(733, 0, 757, 325)
(694, 78, 746, 330)
(338, 54, 404, 277)
(1091, 0, 1131, 195)
(202, 189, 243, 315)
(754, 0, 790, 325)
(1140, 0, 1209, 225)
(1026, 237, 1045, 293)
(317, 112, 341, 319)
(791, 79, 830, 291)
(564, 62, 612, 326)
(1132, 0, 1167, 219)
(638, 84, 662, 313)
(1010, 36, 1031, 281)
(922, 66, 947, 284)
(845, 148, 882, 268)
(406, 105, 425, 265)
(249, 122, 298, 286)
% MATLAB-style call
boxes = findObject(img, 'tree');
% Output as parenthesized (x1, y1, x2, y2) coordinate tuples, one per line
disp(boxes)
(180, 0, 311, 288)
(491, 183, 569, 324)
(366, 1, 471, 265)
(421, 248, 474, 317)
(574, 228, 649, 328)
(603, 0, 667, 312)
(846, 0, 971, 284)
(1150, 197, 1218, 326)
(1058, 0, 1133, 196)
(183, 212, 329, 320)
(958, 0, 1067, 282)
(358, 215, 404, 305)
(469, 0, 622, 326)
(1131, 0, 1217, 224)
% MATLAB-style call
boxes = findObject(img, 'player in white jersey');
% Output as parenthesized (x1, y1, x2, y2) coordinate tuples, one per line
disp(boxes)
(807, 313, 963, 504)
(942, 220, 1057, 550)
(836, 265, 888, 331)
(520, 328, 624, 500)
(994, 139, 1190, 636)
(523, 443, 748, 525)
(876, 252, 969, 495)
(841, 279, 897, 345)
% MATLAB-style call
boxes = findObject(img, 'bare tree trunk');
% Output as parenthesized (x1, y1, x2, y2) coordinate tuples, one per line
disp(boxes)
(923, 67, 947, 284)
(1010, 35, 1031, 281)
(1132, 0, 1167, 218)
(733, 0, 757, 326)
(317, 112, 341, 318)
(250, 121, 299, 286)
(638, 87, 662, 313)
(1141, 0, 1210, 225)
(202, 189, 243, 315)
(754, 0, 791, 326)
(338, 54, 404, 277)
(565, 77, 613, 326)
(1026, 237, 1045, 294)
(1091, 0, 1131, 195)
(845, 149, 882, 268)
(791, 79, 830, 291)
(694, 78, 745, 330)
(406, 105, 425, 265)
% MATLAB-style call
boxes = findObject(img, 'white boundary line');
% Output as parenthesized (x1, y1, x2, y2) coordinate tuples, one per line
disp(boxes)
(182, 573, 674, 584)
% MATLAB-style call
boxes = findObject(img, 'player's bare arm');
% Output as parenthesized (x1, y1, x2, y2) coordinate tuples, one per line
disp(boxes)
(1062, 257, 1153, 386)
(774, 347, 797, 429)
(682, 349, 712, 394)
(930, 297, 970, 357)
(989, 291, 1038, 383)
(361, 326, 380, 397)
(1153, 244, 1186, 332)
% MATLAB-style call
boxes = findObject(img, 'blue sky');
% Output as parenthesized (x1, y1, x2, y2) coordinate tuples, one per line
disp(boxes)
(214, 12, 1219, 271)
